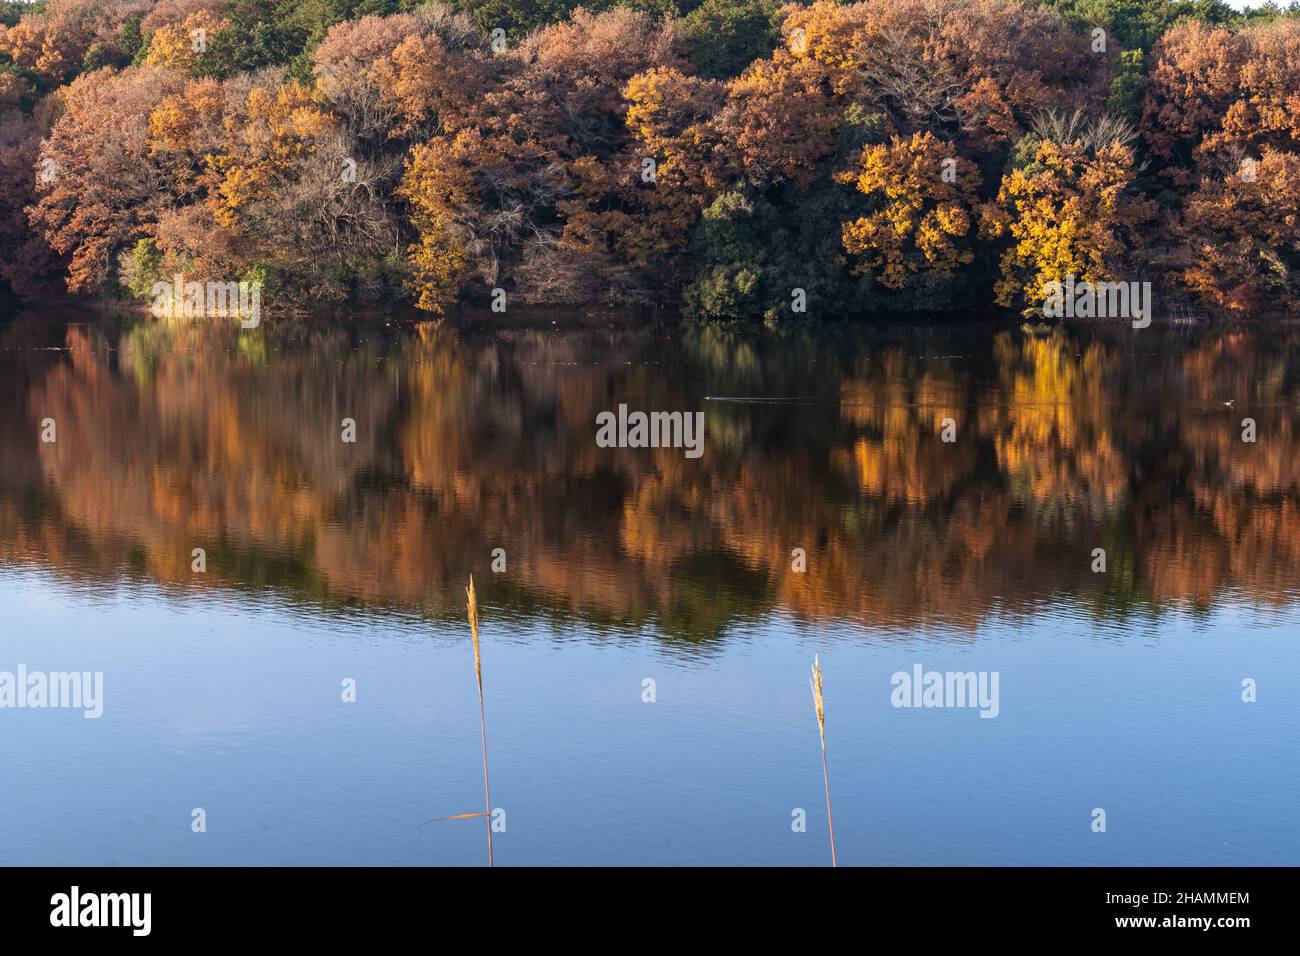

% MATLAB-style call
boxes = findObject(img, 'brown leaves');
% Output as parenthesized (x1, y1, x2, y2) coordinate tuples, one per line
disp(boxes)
(27, 66, 186, 293)
(0, 11, 94, 85)
(1141, 21, 1249, 168)
(1142, 20, 1300, 311)
(715, 56, 838, 189)
(1179, 148, 1300, 313)
(394, 8, 695, 309)
(0, 110, 65, 296)
(211, 82, 336, 227)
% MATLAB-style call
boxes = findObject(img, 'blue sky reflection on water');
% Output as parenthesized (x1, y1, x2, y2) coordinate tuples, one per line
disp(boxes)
(3, 567, 1297, 866)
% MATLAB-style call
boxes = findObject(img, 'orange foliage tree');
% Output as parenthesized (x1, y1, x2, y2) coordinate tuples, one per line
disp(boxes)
(211, 81, 335, 227)
(1144, 20, 1300, 312)
(1179, 148, 1300, 312)
(142, 9, 228, 73)
(837, 131, 979, 290)
(27, 66, 186, 292)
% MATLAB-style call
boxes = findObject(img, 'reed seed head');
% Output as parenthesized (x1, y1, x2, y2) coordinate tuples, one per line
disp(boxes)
(467, 575, 482, 685)
(810, 654, 825, 742)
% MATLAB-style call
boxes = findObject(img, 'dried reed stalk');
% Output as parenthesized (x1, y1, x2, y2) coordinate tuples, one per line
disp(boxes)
(810, 655, 836, 867)
(467, 576, 494, 867)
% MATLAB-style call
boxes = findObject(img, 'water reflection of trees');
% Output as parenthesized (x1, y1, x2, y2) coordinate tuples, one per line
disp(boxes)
(1, 314, 1298, 640)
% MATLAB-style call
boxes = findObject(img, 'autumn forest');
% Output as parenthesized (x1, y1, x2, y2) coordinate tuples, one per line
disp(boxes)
(2, 0, 1300, 321)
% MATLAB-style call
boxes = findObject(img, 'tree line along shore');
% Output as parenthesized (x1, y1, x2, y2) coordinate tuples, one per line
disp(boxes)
(2, 0, 1299, 322)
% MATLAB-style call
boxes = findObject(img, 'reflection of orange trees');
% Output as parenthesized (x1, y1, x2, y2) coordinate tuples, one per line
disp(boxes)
(396, 324, 694, 614)
(6, 320, 1300, 633)
(1185, 411, 1300, 498)
(837, 348, 975, 504)
(30, 323, 397, 586)
(1134, 332, 1300, 606)
(400, 322, 479, 493)
(980, 331, 1127, 514)
(1192, 493, 1300, 606)
(1143, 488, 1300, 607)
(1175, 332, 1300, 495)
(627, 346, 1012, 630)
(1139, 497, 1228, 607)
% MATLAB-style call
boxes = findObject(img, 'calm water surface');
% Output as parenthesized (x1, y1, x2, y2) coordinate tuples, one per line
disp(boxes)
(1, 310, 1297, 865)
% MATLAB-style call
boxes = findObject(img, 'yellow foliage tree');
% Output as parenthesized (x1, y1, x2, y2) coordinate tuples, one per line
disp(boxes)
(147, 78, 226, 198)
(623, 67, 729, 195)
(143, 11, 229, 72)
(980, 132, 1151, 315)
(211, 82, 335, 227)
(397, 133, 478, 312)
(837, 132, 978, 289)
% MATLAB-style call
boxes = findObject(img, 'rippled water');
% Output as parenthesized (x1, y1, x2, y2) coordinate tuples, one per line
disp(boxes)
(1, 309, 1297, 865)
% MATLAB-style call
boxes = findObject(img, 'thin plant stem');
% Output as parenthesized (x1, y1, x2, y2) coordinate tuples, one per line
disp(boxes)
(810, 655, 836, 867)
(467, 576, 494, 867)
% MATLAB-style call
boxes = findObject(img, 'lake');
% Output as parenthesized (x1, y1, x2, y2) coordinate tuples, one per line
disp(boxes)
(1, 309, 1297, 866)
